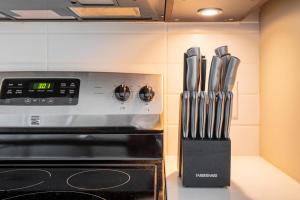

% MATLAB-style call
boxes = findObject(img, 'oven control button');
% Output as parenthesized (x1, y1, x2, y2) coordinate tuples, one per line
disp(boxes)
(6, 89, 13, 95)
(24, 98, 32, 104)
(60, 82, 67, 87)
(47, 98, 55, 104)
(8, 82, 14, 87)
(115, 84, 131, 102)
(139, 85, 155, 102)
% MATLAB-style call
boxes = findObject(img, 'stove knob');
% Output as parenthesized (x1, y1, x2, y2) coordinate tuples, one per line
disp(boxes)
(139, 85, 155, 102)
(115, 84, 131, 102)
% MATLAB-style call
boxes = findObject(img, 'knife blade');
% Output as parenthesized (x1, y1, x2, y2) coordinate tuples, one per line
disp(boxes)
(182, 91, 190, 139)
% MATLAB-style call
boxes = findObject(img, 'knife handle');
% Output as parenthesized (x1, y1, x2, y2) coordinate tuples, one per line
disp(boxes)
(186, 56, 199, 91)
(182, 91, 190, 139)
(207, 91, 216, 139)
(190, 91, 199, 139)
(223, 92, 234, 139)
(215, 92, 226, 139)
(198, 91, 207, 139)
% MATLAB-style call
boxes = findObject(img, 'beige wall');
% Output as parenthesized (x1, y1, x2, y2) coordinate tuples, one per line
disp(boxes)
(0, 22, 259, 155)
(260, 0, 300, 183)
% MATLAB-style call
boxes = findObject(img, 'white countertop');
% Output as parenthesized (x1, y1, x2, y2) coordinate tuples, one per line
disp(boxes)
(166, 156, 300, 200)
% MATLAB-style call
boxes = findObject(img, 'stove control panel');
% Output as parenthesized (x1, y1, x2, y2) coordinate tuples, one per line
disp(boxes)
(0, 78, 80, 105)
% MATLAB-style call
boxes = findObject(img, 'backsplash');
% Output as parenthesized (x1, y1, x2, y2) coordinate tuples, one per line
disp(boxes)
(0, 22, 259, 155)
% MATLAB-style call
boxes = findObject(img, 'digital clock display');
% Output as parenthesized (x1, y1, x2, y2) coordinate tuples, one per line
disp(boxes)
(32, 82, 54, 90)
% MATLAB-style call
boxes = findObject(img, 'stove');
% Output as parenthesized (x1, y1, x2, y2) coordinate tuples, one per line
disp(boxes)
(0, 72, 165, 200)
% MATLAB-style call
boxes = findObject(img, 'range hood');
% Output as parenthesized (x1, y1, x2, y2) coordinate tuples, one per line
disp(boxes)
(0, 0, 166, 21)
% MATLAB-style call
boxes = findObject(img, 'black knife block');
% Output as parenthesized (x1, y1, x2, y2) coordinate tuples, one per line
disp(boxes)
(179, 138, 231, 187)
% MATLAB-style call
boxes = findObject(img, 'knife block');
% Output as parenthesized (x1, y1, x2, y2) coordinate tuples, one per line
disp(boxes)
(179, 138, 231, 187)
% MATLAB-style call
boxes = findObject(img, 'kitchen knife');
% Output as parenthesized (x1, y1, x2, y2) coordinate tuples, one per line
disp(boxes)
(215, 91, 226, 139)
(222, 56, 240, 138)
(215, 46, 228, 57)
(223, 92, 233, 138)
(182, 91, 190, 139)
(198, 91, 207, 139)
(190, 91, 199, 139)
(207, 56, 222, 139)
(186, 56, 200, 91)
(223, 56, 240, 92)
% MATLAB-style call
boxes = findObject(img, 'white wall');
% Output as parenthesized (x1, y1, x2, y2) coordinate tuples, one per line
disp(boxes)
(0, 22, 259, 155)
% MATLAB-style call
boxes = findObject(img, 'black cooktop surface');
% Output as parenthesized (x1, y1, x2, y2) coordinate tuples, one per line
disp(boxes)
(0, 167, 155, 200)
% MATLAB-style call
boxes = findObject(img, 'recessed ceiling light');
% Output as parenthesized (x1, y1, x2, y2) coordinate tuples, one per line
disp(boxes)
(197, 8, 223, 17)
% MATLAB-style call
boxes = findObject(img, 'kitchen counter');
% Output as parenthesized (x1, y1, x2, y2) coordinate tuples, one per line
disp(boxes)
(166, 156, 300, 200)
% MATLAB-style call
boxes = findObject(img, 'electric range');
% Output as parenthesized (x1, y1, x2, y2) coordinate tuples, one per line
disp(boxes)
(0, 72, 165, 200)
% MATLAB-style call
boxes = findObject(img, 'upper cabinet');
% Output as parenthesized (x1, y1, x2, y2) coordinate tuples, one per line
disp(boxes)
(0, 0, 268, 22)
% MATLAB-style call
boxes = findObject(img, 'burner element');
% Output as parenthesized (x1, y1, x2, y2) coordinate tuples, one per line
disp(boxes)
(2, 191, 106, 200)
(0, 169, 51, 191)
(67, 169, 130, 190)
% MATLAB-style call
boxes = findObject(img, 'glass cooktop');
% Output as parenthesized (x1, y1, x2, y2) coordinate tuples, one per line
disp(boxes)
(0, 167, 156, 200)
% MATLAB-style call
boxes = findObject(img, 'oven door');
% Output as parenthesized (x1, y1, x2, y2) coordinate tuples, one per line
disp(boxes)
(0, 165, 157, 200)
